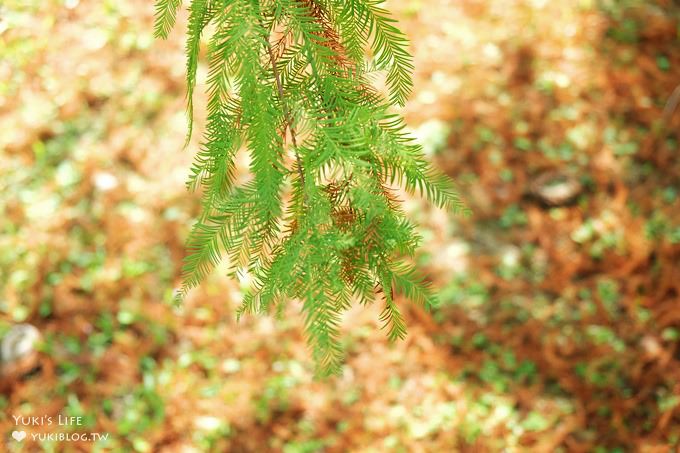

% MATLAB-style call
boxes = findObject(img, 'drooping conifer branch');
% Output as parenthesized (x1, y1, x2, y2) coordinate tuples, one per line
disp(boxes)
(155, 0, 468, 376)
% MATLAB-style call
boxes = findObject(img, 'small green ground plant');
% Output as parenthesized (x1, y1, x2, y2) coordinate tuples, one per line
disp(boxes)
(155, 0, 466, 375)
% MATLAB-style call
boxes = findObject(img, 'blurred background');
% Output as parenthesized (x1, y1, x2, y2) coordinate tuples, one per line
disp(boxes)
(2, 0, 680, 451)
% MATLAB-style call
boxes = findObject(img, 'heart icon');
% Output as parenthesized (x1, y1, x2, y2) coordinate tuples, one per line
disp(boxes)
(12, 430, 26, 441)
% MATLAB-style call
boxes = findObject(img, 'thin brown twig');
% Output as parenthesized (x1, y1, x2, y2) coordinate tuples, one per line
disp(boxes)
(662, 83, 680, 125)
(259, 18, 307, 200)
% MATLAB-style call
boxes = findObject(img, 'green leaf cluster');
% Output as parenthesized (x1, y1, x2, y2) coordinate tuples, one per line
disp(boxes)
(155, 0, 467, 375)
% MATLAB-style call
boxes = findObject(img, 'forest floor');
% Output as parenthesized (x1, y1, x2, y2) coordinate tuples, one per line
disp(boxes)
(2, 0, 680, 451)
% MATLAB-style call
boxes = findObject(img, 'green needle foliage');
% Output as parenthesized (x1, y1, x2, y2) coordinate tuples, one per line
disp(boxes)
(155, 0, 467, 376)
